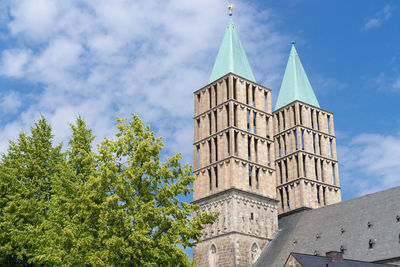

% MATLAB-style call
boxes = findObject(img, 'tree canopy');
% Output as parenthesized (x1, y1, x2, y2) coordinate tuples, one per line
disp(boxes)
(0, 115, 216, 266)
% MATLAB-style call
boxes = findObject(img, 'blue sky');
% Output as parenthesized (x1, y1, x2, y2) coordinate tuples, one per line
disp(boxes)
(0, 1, 399, 204)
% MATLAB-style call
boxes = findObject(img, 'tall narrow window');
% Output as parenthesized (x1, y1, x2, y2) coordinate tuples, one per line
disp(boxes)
(327, 115, 331, 134)
(283, 135, 287, 155)
(214, 166, 218, 188)
(317, 185, 321, 204)
(332, 164, 336, 185)
(267, 143, 271, 164)
(208, 140, 212, 163)
(214, 110, 218, 133)
(248, 136, 252, 161)
(254, 139, 258, 162)
(197, 145, 200, 168)
(278, 162, 283, 184)
(214, 84, 218, 106)
(299, 105, 303, 125)
(253, 112, 257, 134)
(321, 160, 324, 182)
(208, 113, 212, 135)
(284, 160, 288, 182)
(278, 137, 282, 157)
(226, 105, 230, 127)
(292, 105, 296, 126)
(226, 132, 231, 155)
(246, 84, 249, 105)
(294, 130, 298, 149)
(264, 92, 268, 112)
(249, 166, 253, 186)
(266, 116, 270, 138)
(323, 187, 326, 205)
(329, 139, 333, 158)
(255, 168, 259, 189)
(247, 110, 250, 131)
(295, 155, 299, 178)
(318, 135, 322, 155)
(214, 137, 218, 161)
(316, 111, 320, 130)
(282, 111, 286, 130)
(315, 159, 319, 180)
(313, 133, 316, 153)
(234, 132, 238, 156)
(208, 169, 212, 191)
(225, 78, 229, 100)
(277, 113, 281, 132)
(233, 78, 237, 100)
(208, 87, 212, 108)
(286, 187, 290, 207)
(197, 94, 201, 114)
(301, 129, 305, 150)
(311, 109, 314, 129)
(197, 119, 201, 139)
(252, 86, 255, 107)
(234, 105, 237, 126)
(279, 188, 284, 209)
(303, 154, 307, 177)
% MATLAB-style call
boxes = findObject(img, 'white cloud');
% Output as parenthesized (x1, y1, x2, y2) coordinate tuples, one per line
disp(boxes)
(0, 49, 31, 77)
(0, 92, 22, 114)
(364, 4, 392, 31)
(393, 77, 400, 89)
(0, 0, 289, 163)
(338, 131, 400, 197)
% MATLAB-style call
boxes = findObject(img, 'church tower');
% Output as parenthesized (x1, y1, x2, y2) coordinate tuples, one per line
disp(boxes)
(192, 7, 279, 267)
(274, 42, 341, 215)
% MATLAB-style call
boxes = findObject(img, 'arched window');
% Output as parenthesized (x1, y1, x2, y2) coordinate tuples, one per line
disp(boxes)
(251, 243, 260, 263)
(209, 244, 217, 267)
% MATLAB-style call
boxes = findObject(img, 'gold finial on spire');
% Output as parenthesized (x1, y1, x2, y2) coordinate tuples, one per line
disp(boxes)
(228, 4, 234, 16)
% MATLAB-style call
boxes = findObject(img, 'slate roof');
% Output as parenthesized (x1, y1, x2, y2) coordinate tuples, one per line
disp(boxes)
(255, 186, 400, 267)
(275, 43, 320, 110)
(288, 252, 396, 267)
(208, 14, 256, 83)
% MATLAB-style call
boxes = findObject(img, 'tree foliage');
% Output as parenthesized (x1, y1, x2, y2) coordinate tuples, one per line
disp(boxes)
(0, 115, 216, 266)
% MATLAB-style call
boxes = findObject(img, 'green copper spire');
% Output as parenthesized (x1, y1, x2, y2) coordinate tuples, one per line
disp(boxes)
(275, 42, 320, 110)
(208, 9, 256, 83)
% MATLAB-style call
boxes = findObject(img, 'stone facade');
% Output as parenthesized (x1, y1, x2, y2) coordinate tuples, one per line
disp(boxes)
(273, 101, 341, 214)
(193, 73, 278, 266)
(192, 70, 344, 265)
(193, 188, 278, 267)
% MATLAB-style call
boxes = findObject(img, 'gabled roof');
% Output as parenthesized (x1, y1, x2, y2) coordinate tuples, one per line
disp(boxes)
(209, 15, 256, 83)
(289, 253, 395, 267)
(275, 42, 320, 110)
(255, 186, 400, 266)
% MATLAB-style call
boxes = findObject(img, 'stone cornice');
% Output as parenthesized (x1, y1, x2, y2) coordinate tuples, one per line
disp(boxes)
(193, 155, 275, 174)
(192, 187, 279, 206)
(193, 231, 273, 244)
(193, 99, 273, 120)
(276, 177, 341, 190)
(275, 150, 338, 164)
(193, 126, 274, 146)
(272, 100, 333, 115)
(274, 125, 336, 139)
(193, 72, 271, 95)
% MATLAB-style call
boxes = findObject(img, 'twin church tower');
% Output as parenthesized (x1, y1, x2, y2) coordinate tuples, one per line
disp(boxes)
(192, 8, 341, 267)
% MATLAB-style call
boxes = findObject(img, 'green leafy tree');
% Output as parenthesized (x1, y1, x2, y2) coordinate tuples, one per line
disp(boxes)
(0, 117, 65, 266)
(88, 115, 217, 266)
(0, 114, 216, 266)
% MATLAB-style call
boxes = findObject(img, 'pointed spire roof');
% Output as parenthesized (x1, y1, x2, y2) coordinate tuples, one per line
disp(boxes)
(275, 42, 320, 110)
(209, 11, 256, 83)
